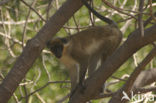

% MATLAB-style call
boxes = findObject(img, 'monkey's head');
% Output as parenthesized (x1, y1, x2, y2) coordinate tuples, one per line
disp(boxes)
(47, 37, 68, 58)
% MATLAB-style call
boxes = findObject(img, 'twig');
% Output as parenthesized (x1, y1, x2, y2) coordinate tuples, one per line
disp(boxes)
(88, 0, 95, 26)
(120, 0, 128, 9)
(149, 0, 156, 22)
(57, 93, 70, 103)
(22, 0, 37, 48)
(72, 15, 80, 32)
(120, 0, 137, 33)
(0, 32, 22, 45)
(0, 0, 11, 6)
(1, 10, 16, 58)
(0, 19, 38, 25)
(46, 0, 54, 20)
(102, 0, 136, 19)
(19, 80, 70, 101)
(19, 81, 33, 86)
(111, 75, 127, 82)
(144, 12, 156, 27)
(55, 0, 59, 9)
(21, 0, 46, 22)
(106, 75, 128, 87)
(63, 25, 91, 29)
(35, 93, 46, 103)
(64, 22, 71, 35)
(42, 54, 51, 81)
(133, 53, 138, 67)
(0, 72, 4, 80)
(23, 79, 29, 103)
(13, 93, 19, 103)
(138, 0, 145, 37)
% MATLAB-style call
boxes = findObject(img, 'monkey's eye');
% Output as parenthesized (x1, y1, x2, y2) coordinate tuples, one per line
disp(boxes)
(50, 45, 61, 52)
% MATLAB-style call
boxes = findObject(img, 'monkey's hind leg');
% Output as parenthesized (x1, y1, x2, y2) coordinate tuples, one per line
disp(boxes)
(70, 62, 88, 98)
(88, 55, 100, 77)
(68, 65, 79, 93)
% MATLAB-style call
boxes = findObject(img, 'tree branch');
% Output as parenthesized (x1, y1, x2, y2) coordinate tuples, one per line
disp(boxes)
(109, 47, 156, 103)
(138, 0, 145, 37)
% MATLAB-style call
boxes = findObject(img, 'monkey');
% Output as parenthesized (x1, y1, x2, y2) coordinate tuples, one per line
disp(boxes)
(46, 0, 122, 95)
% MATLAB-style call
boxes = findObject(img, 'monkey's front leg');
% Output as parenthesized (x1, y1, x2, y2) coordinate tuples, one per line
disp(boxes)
(68, 65, 79, 93)
(70, 63, 88, 98)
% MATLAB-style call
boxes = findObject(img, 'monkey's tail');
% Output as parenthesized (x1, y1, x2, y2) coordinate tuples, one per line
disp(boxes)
(81, 0, 118, 27)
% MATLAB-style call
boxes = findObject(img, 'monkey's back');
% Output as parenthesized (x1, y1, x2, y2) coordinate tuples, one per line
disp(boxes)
(68, 25, 122, 57)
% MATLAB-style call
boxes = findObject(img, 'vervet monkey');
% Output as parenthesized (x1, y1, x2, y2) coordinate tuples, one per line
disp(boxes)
(47, 0, 122, 93)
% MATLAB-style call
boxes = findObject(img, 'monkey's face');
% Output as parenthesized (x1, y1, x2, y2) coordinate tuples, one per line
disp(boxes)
(47, 39, 64, 58)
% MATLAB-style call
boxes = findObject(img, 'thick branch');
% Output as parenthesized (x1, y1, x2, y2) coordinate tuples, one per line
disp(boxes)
(109, 47, 156, 103)
(69, 24, 156, 103)
(0, 0, 83, 102)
